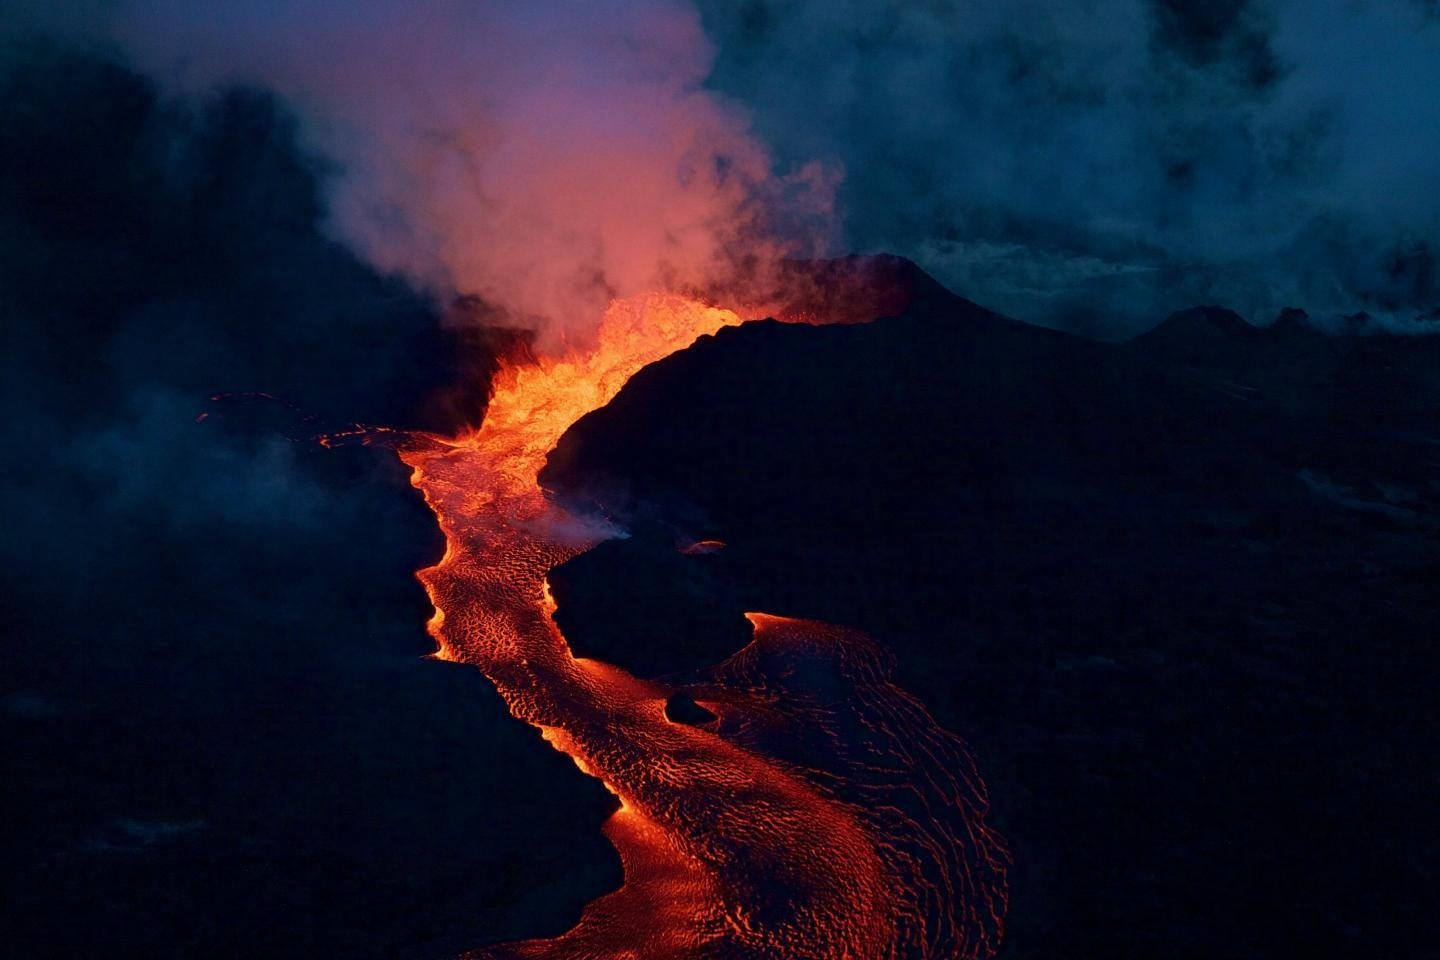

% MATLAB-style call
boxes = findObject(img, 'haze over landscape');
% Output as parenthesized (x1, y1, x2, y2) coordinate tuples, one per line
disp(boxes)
(3, 3, 1438, 958)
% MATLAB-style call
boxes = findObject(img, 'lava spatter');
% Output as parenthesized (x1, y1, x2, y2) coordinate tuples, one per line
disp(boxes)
(400, 292, 1009, 958)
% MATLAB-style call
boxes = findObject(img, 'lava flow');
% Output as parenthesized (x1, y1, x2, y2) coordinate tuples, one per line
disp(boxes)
(399, 292, 1009, 959)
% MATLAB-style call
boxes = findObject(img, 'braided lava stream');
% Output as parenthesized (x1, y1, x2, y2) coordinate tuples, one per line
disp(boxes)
(398, 293, 1009, 959)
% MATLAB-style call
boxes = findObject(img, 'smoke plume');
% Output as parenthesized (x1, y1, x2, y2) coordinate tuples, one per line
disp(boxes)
(696, 0, 1440, 334)
(8, 0, 836, 347)
(11, 0, 1440, 340)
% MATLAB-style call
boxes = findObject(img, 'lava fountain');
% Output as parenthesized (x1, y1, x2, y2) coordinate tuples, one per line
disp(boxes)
(399, 291, 1009, 959)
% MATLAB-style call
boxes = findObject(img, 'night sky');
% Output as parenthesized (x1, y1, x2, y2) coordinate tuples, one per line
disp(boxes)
(3, 4, 1438, 959)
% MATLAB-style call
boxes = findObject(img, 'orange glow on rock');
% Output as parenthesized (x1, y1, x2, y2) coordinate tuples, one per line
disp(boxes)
(680, 539, 727, 556)
(399, 293, 1008, 958)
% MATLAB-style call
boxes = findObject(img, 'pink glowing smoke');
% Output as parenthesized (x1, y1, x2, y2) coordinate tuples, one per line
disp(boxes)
(41, 0, 837, 346)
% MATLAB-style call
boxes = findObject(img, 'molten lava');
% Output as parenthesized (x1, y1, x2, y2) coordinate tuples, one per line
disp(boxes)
(399, 292, 1009, 959)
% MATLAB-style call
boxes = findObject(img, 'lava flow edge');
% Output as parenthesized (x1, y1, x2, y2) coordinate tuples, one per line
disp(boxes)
(398, 292, 1009, 960)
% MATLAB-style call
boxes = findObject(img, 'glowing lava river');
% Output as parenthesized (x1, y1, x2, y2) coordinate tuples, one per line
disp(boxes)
(397, 293, 1009, 959)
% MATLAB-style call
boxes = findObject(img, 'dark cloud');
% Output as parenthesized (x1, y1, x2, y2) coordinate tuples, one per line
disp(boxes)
(696, 0, 1440, 334)
(1150, 0, 1279, 86)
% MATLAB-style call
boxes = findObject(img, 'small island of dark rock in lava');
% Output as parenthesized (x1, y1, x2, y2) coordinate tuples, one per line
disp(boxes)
(3, 4, 1439, 959)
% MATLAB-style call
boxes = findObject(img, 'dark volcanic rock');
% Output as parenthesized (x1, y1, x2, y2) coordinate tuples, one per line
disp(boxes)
(1136, 303, 1262, 343)
(541, 259, 1440, 959)
(663, 691, 718, 726)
